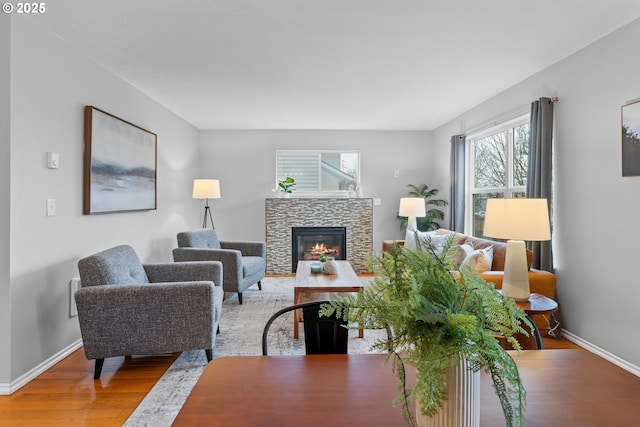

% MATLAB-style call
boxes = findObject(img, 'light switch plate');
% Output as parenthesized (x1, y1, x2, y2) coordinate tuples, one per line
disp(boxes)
(46, 199, 56, 216)
(47, 152, 59, 169)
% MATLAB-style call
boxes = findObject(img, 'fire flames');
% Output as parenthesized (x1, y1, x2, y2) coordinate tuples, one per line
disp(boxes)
(305, 242, 339, 259)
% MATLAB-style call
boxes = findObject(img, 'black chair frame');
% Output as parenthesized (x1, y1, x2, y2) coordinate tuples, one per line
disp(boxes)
(262, 300, 349, 355)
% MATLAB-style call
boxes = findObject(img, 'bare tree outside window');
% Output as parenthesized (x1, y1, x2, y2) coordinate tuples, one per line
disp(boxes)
(468, 116, 529, 237)
(474, 131, 506, 188)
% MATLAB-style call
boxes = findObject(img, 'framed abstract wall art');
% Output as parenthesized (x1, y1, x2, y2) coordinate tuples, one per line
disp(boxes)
(83, 106, 157, 214)
(622, 100, 640, 177)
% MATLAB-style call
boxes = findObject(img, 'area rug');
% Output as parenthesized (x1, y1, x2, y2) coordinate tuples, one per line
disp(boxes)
(123, 276, 386, 427)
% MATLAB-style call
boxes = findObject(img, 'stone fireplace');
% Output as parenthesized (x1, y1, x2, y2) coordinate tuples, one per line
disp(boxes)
(265, 198, 373, 274)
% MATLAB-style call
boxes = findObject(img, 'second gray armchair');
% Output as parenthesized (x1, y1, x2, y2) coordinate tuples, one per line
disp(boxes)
(173, 229, 266, 304)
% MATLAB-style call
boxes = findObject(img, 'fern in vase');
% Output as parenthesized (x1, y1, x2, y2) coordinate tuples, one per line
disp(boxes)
(321, 236, 530, 427)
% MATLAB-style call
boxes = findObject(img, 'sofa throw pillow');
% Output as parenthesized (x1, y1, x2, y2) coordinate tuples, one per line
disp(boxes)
(454, 242, 474, 268)
(405, 230, 451, 255)
(416, 232, 449, 255)
(461, 246, 494, 273)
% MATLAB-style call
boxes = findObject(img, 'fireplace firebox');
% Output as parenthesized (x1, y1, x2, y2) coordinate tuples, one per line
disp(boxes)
(291, 226, 347, 272)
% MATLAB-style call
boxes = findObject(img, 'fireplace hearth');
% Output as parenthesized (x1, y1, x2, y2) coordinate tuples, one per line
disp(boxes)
(291, 226, 346, 272)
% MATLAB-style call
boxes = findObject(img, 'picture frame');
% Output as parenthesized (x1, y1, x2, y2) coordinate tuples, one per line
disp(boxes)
(83, 106, 157, 214)
(622, 100, 640, 177)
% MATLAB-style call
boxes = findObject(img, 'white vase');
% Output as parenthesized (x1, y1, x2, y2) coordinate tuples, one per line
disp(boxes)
(322, 257, 338, 274)
(416, 358, 480, 427)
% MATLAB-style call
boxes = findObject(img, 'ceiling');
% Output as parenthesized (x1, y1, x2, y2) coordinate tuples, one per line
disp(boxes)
(29, 1, 640, 130)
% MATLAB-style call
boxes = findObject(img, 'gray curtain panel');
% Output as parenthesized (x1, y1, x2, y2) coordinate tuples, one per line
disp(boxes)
(527, 97, 560, 339)
(526, 97, 555, 272)
(449, 134, 466, 232)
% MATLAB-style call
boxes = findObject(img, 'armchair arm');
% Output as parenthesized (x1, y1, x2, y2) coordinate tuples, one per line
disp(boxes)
(220, 241, 266, 258)
(173, 248, 243, 281)
(144, 261, 222, 286)
(74, 282, 218, 360)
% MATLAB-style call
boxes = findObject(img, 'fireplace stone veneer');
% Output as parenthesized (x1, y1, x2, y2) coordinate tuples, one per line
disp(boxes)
(265, 198, 373, 274)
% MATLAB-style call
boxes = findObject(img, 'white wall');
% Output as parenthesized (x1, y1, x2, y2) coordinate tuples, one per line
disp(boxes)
(0, 14, 11, 384)
(4, 17, 201, 385)
(197, 130, 437, 252)
(433, 18, 640, 367)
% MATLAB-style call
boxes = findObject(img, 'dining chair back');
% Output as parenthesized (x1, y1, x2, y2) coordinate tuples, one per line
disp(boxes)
(262, 300, 348, 355)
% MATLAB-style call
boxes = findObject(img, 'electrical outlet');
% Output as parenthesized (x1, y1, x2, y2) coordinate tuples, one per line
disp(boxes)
(70, 278, 80, 317)
(394, 170, 400, 178)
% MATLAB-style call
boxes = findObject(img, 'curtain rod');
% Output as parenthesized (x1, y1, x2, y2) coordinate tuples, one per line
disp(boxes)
(462, 97, 558, 136)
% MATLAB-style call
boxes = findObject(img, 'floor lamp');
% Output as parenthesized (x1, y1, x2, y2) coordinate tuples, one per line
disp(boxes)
(483, 198, 551, 301)
(193, 179, 221, 229)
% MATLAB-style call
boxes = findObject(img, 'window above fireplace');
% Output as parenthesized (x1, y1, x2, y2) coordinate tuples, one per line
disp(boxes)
(276, 150, 360, 197)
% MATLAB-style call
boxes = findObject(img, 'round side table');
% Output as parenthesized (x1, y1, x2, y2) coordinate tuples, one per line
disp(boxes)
(515, 293, 558, 349)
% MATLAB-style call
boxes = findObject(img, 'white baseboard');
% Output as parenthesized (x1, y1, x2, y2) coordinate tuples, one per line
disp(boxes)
(561, 329, 640, 376)
(0, 339, 83, 395)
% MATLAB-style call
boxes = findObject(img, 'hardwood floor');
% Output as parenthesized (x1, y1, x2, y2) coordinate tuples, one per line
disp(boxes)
(0, 336, 580, 426)
(0, 350, 178, 426)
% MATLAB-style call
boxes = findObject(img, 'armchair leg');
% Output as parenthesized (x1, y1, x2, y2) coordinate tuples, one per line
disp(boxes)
(238, 292, 243, 304)
(94, 358, 105, 380)
(258, 280, 262, 291)
(205, 349, 213, 362)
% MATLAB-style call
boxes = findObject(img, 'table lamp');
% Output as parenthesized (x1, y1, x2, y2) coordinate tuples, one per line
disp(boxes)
(399, 197, 426, 231)
(483, 198, 551, 301)
(193, 179, 221, 229)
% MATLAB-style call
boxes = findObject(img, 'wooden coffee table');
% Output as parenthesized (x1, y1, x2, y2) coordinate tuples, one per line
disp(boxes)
(294, 260, 365, 339)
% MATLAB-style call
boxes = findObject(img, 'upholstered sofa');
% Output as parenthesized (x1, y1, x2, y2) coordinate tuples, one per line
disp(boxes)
(382, 229, 557, 334)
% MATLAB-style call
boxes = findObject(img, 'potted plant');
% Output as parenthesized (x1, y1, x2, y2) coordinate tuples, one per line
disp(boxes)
(321, 237, 530, 427)
(398, 183, 448, 231)
(278, 177, 296, 196)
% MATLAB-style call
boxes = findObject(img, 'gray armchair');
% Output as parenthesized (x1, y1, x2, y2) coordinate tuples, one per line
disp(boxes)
(173, 229, 266, 304)
(75, 244, 224, 379)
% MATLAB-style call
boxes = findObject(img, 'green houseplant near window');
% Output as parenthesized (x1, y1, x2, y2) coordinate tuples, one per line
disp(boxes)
(278, 177, 296, 194)
(321, 237, 530, 427)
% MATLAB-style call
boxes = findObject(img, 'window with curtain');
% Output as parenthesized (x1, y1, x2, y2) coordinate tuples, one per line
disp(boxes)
(467, 114, 529, 237)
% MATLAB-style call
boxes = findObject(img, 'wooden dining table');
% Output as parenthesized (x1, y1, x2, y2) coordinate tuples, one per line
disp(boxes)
(172, 350, 640, 427)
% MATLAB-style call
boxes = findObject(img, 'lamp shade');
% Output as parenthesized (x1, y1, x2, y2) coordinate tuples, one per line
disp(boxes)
(398, 197, 426, 218)
(483, 198, 550, 241)
(192, 179, 221, 199)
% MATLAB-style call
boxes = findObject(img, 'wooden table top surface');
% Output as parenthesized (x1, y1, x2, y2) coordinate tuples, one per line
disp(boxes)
(172, 350, 640, 427)
(295, 260, 362, 289)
